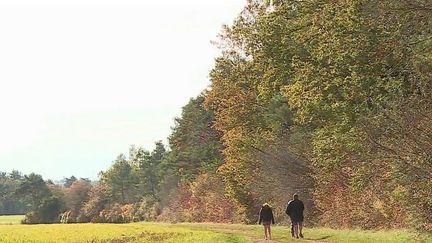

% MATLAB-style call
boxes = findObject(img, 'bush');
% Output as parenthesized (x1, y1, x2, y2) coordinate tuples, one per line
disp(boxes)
(133, 197, 161, 222)
(81, 184, 110, 222)
(159, 173, 238, 223)
(91, 203, 135, 223)
(22, 196, 63, 224)
(96, 204, 124, 223)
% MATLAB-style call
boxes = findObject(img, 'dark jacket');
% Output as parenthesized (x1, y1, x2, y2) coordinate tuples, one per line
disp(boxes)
(258, 205, 275, 224)
(286, 199, 304, 222)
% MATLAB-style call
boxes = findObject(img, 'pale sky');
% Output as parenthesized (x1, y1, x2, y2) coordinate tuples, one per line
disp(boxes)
(0, 0, 245, 180)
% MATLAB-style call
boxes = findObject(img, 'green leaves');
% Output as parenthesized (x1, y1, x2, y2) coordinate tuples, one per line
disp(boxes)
(169, 95, 223, 180)
(206, 0, 432, 228)
(100, 154, 142, 203)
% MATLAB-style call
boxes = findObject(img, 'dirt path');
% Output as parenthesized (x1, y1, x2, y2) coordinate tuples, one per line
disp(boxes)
(254, 239, 277, 243)
(177, 223, 331, 243)
(253, 239, 326, 243)
(252, 236, 327, 243)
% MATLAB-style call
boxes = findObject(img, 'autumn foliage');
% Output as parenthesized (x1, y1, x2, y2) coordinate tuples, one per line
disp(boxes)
(5, 0, 431, 232)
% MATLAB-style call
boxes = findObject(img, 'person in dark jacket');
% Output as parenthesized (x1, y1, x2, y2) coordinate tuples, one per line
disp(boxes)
(258, 203, 275, 240)
(286, 193, 304, 238)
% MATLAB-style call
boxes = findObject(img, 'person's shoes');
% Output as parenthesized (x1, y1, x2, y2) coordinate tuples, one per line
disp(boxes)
(300, 233, 304, 238)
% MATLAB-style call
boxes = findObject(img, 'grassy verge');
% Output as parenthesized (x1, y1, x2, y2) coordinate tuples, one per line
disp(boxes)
(0, 215, 25, 225)
(176, 223, 430, 243)
(0, 220, 430, 242)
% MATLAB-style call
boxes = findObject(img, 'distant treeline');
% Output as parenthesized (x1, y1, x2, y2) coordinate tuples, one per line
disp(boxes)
(4, 0, 431, 231)
(0, 96, 232, 224)
(0, 171, 31, 215)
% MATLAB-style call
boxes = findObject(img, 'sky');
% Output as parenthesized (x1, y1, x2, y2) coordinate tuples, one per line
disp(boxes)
(0, 0, 246, 180)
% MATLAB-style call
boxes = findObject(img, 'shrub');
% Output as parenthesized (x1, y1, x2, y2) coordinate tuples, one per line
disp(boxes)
(22, 196, 63, 224)
(133, 197, 161, 222)
(159, 173, 238, 223)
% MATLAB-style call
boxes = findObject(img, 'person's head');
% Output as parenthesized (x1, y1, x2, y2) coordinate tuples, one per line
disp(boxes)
(293, 193, 299, 200)
(262, 203, 270, 208)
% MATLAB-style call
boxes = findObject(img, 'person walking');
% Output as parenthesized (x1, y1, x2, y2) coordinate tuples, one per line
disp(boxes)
(258, 203, 275, 240)
(286, 193, 304, 238)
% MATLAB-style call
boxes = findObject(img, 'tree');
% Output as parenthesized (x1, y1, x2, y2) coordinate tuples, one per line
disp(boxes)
(63, 176, 77, 188)
(169, 95, 224, 179)
(64, 179, 92, 222)
(206, 0, 432, 228)
(100, 154, 137, 203)
(23, 196, 63, 224)
(81, 183, 111, 222)
(133, 142, 166, 198)
(0, 171, 29, 215)
(15, 173, 51, 209)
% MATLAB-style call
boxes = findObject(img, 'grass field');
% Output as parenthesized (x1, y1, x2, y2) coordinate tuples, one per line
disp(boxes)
(0, 216, 430, 243)
(0, 215, 24, 225)
(183, 223, 430, 243)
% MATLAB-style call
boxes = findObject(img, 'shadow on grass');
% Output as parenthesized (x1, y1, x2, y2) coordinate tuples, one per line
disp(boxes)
(305, 235, 332, 240)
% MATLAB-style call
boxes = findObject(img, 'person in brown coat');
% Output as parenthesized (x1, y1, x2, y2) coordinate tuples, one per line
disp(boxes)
(258, 203, 275, 240)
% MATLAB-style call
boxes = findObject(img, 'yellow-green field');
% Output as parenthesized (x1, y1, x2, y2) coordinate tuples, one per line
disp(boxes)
(0, 216, 430, 243)
(0, 223, 247, 243)
(0, 215, 24, 225)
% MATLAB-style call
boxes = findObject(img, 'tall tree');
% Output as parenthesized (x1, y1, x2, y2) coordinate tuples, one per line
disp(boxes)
(0, 171, 29, 214)
(63, 176, 77, 188)
(100, 154, 136, 203)
(206, 0, 431, 228)
(64, 179, 92, 221)
(169, 95, 223, 180)
(15, 173, 51, 209)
